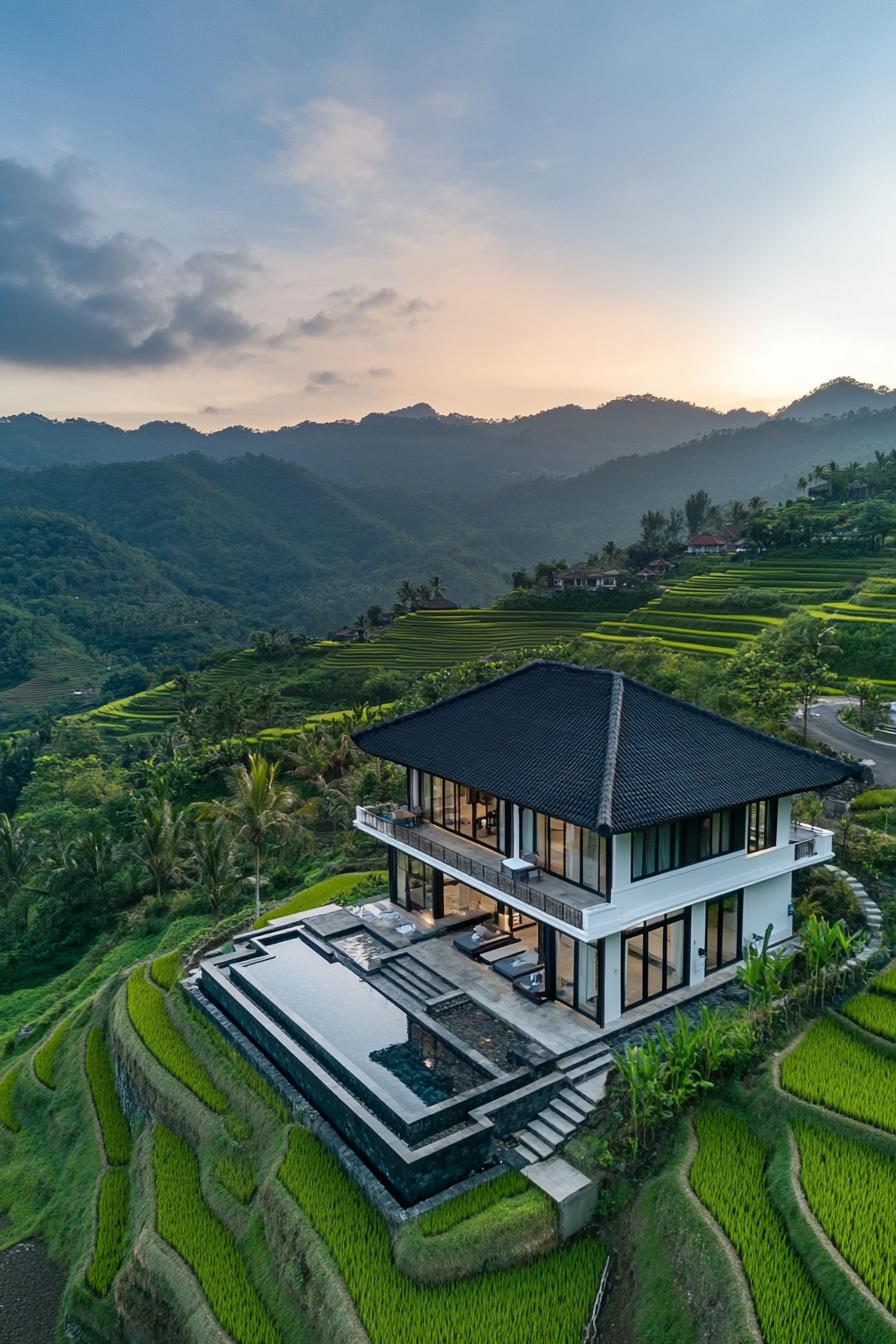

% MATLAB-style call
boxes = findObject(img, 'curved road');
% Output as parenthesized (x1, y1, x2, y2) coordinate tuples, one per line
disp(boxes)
(800, 697, 896, 788)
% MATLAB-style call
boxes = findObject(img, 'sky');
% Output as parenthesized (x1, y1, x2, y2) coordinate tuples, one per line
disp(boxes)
(3, 0, 896, 428)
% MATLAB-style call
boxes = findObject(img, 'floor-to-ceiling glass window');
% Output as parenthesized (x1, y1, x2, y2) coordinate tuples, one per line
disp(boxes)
(519, 808, 609, 894)
(575, 940, 601, 1016)
(623, 908, 690, 1010)
(705, 891, 742, 972)
(418, 773, 504, 852)
(555, 931, 577, 1007)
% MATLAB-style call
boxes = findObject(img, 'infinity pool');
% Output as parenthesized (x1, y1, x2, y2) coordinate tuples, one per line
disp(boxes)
(234, 934, 479, 1111)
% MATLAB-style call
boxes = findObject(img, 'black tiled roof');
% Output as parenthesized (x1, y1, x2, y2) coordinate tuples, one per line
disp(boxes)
(354, 661, 856, 835)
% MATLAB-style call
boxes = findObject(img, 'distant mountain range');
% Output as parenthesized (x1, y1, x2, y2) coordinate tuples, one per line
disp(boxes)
(3, 384, 896, 651)
(2, 377, 893, 492)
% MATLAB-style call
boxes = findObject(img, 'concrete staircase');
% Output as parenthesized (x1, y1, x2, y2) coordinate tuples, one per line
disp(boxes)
(372, 954, 457, 1006)
(826, 864, 883, 952)
(510, 1038, 613, 1165)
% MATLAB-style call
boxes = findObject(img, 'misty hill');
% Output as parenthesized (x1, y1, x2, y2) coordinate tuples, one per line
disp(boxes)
(775, 376, 896, 421)
(0, 394, 766, 489)
(3, 398, 895, 657)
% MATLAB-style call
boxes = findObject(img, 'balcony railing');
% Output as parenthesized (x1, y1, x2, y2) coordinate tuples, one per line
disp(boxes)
(355, 805, 593, 930)
(790, 822, 831, 862)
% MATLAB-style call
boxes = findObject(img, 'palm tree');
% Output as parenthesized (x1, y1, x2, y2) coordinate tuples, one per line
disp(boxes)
(0, 812, 32, 899)
(429, 575, 445, 598)
(747, 495, 767, 516)
(197, 754, 311, 920)
(190, 820, 243, 918)
(396, 579, 416, 610)
(131, 799, 186, 899)
(796, 476, 807, 495)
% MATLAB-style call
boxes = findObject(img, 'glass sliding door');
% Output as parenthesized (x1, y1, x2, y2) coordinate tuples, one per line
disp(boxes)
(705, 891, 742, 972)
(623, 907, 690, 1010)
(555, 932, 577, 1008)
(518, 807, 608, 895)
(575, 941, 600, 1017)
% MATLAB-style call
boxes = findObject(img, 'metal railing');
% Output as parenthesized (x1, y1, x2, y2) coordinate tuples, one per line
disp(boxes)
(793, 837, 817, 860)
(356, 806, 602, 929)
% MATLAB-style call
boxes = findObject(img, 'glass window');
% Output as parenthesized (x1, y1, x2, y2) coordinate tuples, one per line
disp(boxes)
(748, 798, 777, 852)
(705, 891, 742, 971)
(623, 908, 689, 1010)
(576, 942, 600, 1015)
(631, 809, 742, 881)
(555, 932, 576, 1008)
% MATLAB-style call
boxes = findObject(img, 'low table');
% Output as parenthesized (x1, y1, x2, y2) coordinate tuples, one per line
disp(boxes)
(501, 856, 535, 882)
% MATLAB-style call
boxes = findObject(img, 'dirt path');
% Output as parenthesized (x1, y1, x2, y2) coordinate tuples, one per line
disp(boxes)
(787, 1128, 896, 1333)
(679, 1118, 763, 1344)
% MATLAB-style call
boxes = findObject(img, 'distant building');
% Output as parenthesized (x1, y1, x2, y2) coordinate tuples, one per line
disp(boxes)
(808, 480, 832, 500)
(553, 567, 620, 591)
(848, 479, 871, 501)
(327, 626, 358, 642)
(686, 532, 728, 555)
(414, 596, 460, 611)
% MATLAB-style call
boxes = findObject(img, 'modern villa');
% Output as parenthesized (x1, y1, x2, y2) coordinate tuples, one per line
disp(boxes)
(353, 661, 853, 1029)
(199, 661, 854, 1203)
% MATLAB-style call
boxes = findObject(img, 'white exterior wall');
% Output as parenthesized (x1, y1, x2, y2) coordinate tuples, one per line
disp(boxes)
(355, 796, 828, 946)
(741, 872, 794, 949)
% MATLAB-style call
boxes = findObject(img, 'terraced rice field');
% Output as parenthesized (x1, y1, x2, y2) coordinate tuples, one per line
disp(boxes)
(585, 554, 896, 681)
(320, 609, 601, 676)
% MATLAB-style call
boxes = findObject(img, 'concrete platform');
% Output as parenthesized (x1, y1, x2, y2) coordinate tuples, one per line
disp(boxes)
(524, 1156, 597, 1239)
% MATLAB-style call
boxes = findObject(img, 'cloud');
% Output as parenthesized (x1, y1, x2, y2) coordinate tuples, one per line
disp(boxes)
(268, 98, 390, 207)
(304, 368, 350, 392)
(368, 366, 392, 378)
(0, 157, 257, 368)
(271, 285, 432, 347)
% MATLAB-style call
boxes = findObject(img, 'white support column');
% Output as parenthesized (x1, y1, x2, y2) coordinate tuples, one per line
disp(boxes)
(511, 803, 522, 858)
(689, 900, 706, 985)
(601, 933, 623, 1026)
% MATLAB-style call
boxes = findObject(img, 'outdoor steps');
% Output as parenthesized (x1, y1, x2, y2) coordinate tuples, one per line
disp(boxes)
(373, 955, 457, 1006)
(511, 1041, 613, 1166)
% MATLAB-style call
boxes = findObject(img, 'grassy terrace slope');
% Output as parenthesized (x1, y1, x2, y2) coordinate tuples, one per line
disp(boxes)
(320, 608, 601, 676)
(586, 553, 896, 684)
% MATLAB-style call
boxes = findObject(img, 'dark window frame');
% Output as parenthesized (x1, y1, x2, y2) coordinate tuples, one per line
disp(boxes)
(704, 890, 743, 972)
(747, 797, 778, 853)
(630, 808, 745, 881)
(416, 770, 507, 854)
(518, 807, 609, 895)
(622, 907, 691, 1011)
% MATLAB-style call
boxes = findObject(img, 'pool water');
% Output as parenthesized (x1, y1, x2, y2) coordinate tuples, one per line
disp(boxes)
(236, 934, 482, 1111)
(331, 929, 390, 970)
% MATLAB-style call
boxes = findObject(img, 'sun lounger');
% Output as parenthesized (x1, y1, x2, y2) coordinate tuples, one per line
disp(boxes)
(453, 921, 516, 959)
(513, 968, 548, 1003)
(492, 948, 543, 981)
(479, 939, 526, 965)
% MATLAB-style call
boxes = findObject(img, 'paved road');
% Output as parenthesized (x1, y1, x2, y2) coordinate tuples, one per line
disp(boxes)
(800, 697, 896, 787)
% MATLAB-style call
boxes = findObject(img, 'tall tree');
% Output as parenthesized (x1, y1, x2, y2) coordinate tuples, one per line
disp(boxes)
(684, 490, 711, 535)
(190, 819, 243, 919)
(197, 754, 310, 920)
(131, 798, 186, 899)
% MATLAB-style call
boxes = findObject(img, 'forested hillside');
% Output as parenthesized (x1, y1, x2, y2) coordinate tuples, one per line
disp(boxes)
(0, 394, 766, 486)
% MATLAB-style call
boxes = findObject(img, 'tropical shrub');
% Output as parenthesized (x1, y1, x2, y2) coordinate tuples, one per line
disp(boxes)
(690, 1110, 850, 1343)
(85, 1027, 132, 1166)
(796, 1120, 896, 1313)
(87, 1167, 129, 1295)
(126, 969, 227, 1113)
(214, 1155, 256, 1204)
(33, 1014, 72, 1088)
(279, 1126, 603, 1344)
(780, 1017, 896, 1132)
(150, 950, 181, 991)
(841, 990, 896, 1042)
(153, 1126, 280, 1344)
(0, 1063, 21, 1133)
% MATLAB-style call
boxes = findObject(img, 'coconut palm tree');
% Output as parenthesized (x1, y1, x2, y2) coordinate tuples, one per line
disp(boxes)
(0, 813, 32, 902)
(190, 820, 243, 918)
(429, 575, 445, 598)
(131, 798, 186, 899)
(197, 754, 311, 920)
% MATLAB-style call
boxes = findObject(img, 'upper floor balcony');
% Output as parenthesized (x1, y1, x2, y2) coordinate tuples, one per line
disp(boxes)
(354, 804, 609, 933)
